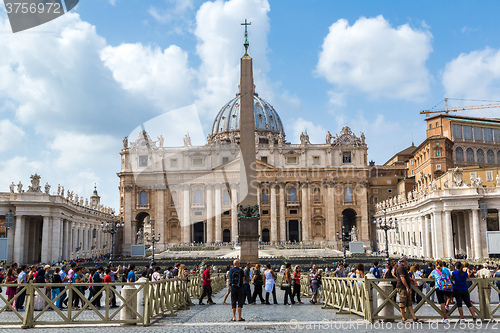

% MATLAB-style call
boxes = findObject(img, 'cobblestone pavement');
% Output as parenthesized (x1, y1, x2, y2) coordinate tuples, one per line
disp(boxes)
(2, 287, 500, 332)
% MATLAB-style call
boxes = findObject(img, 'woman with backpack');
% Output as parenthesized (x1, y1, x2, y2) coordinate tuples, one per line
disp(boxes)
(251, 264, 264, 304)
(430, 259, 453, 323)
(451, 262, 477, 322)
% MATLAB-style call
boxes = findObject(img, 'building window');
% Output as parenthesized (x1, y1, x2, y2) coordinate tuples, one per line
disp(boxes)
(411, 170, 414, 176)
(495, 129, 500, 142)
(261, 189, 269, 203)
(313, 156, 320, 165)
(343, 152, 351, 163)
(373, 180, 377, 184)
(286, 156, 297, 164)
(474, 127, 483, 141)
(436, 164, 441, 170)
(470, 172, 477, 179)
(193, 158, 203, 166)
(463, 126, 473, 140)
(387, 189, 393, 193)
(452, 124, 462, 139)
(484, 128, 493, 141)
(436, 122, 439, 128)
(194, 189, 203, 204)
(456, 147, 464, 162)
(344, 187, 353, 202)
(223, 210, 230, 216)
(429, 124, 432, 129)
(223, 190, 230, 204)
(477, 149, 485, 163)
(290, 209, 298, 214)
(487, 149, 495, 164)
(170, 158, 178, 168)
(387, 180, 392, 184)
(374, 197, 378, 203)
(222, 157, 229, 165)
(487, 171, 493, 181)
(410, 160, 414, 165)
(262, 210, 269, 215)
(288, 187, 297, 202)
(139, 155, 148, 167)
(139, 191, 147, 205)
(466, 148, 474, 162)
(261, 156, 268, 164)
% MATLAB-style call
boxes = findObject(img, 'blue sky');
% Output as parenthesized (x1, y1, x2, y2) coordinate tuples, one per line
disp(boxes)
(2, 0, 500, 209)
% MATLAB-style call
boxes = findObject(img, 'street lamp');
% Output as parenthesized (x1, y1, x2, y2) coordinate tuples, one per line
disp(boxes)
(373, 209, 398, 261)
(146, 227, 161, 262)
(101, 220, 124, 262)
(336, 224, 347, 263)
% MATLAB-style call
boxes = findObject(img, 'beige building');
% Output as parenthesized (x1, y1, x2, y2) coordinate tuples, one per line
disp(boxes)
(2, 175, 116, 264)
(118, 53, 372, 252)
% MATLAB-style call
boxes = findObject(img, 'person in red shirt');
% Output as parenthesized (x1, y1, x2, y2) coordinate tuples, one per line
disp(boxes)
(104, 268, 112, 283)
(199, 264, 215, 305)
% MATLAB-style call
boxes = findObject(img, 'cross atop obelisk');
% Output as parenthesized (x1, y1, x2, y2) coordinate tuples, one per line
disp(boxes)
(238, 19, 259, 262)
(241, 19, 251, 55)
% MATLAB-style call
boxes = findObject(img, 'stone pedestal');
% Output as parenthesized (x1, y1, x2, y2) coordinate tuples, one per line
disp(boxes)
(377, 281, 394, 322)
(239, 217, 259, 262)
(120, 284, 137, 325)
(136, 277, 147, 316)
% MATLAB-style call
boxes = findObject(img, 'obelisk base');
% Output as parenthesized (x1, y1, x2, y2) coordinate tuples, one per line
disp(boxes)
(239, 217, 259, 263)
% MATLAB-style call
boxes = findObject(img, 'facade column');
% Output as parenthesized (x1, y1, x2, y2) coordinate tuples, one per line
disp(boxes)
(301, 184, 310, 242)
(419, 216, 425, 257)
(183, 185, 190, 243)
(472, 209, 481, 259)
(409, 217, 414, 257)
(326, 183, 336, 247)
(156, 190, 165, 249)
(444, 211, 454, 258)
(206, 185, 213, 244)
(279, 184, 286, 243)
(123, 187, 133, 252)
(215, 184, 222, 243)
(230, 184, 238, 242)
(433, 212, 445, 258)
(13, 215, 24, 264)
(270, 183, 277, 243)
(41, 216, 51, 263)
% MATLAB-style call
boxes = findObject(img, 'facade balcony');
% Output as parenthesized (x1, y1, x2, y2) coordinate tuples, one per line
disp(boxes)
(287, 201, 300, 207)
(136, 204, 151, 210)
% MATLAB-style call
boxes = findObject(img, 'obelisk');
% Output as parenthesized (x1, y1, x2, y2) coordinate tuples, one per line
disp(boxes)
(238, 20, 259, 262)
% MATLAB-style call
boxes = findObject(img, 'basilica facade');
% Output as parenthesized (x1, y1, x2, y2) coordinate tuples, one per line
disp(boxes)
(118, 88, 371, 252)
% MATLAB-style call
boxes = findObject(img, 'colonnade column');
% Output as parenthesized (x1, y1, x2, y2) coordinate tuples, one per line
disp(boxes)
(206, 185, 213, 244)
(52, 217, 62, 262)
(270, 183, 277, 243)
(444, 210, 454, 259)
(472, 209, 481, 259)
(419, 216, 425, 257)
(464, 212, 472, 259)
(424, 215, 431, 259)
(41, 216, 51, 263)
(458, 214, 466, 256)
(13, 215, 24, 264)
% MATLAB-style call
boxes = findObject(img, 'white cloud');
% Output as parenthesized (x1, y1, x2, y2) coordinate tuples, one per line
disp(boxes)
(149, 0, 194, 23)
(289, 118, 327, 144)
(316, 15, 432, 101)
(442, 47, 500, 111)
(0, 119, 26, 152)
(109, 0, 118, 6)
(101, 43, 195, 111)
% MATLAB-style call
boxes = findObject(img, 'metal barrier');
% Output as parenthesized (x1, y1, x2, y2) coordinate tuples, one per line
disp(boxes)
(0, 273, 226, 328)
(320, 276, 500, 322)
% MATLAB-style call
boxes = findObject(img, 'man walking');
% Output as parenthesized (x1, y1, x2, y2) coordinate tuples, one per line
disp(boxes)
(15, 265, 28, 311)
(396, 255, 421, 322)
(243, 263, 253, 305)
(199, 265, 215, 305)
(229, 260, 245, 321)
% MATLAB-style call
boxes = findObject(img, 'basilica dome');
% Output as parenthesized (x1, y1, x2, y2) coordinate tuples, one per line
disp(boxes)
(209, 92, 285, 144)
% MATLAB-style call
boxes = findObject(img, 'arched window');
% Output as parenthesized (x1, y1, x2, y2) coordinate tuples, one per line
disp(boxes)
(261, 189, 269, 203)
(455, 147, 464, 162)
(140, 191, 148, 205)
(344, 187, 353, 202)
(223, 190, 230, 204)
(477, 149, 485, 164)
(466, 148, 474, 162)
(288, 187, 297, 202)
(194, 189, 203, 204)
(487, 149, 495, 164)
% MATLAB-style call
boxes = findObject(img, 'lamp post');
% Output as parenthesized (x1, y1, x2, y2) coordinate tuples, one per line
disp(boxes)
(101, 220, 124, 262)
(336, 224, 347, 263)
(373, 209, 398, 261)
(146, 227, 161, 262)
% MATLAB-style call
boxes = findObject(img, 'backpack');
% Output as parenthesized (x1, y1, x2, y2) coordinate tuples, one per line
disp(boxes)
(230, 268, 242, 288)
(372, 267, 381, 279)
(435, 269, 453, 291)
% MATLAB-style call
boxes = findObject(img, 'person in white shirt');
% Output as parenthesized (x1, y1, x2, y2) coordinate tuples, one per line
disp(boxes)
(477, 263, 492, 302)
